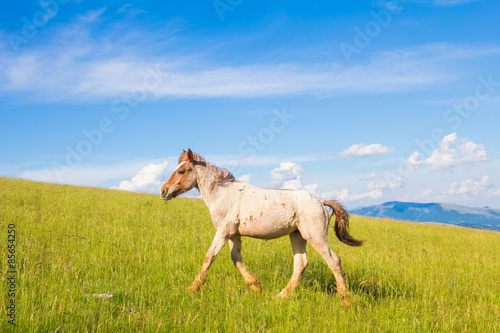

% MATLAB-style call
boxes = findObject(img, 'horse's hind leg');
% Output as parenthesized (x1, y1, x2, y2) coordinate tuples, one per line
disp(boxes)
(229, 236, 261, 292)
(307, 237, 350, 300)
(275, 231, 308, 299)
(299, 222, 350, 299)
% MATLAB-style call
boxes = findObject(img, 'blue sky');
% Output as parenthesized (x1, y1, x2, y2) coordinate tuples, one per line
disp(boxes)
(1, 0, 499, 209)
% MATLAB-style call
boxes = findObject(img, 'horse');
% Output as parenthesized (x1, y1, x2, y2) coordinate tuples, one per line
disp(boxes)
(160, 149, 363, 303)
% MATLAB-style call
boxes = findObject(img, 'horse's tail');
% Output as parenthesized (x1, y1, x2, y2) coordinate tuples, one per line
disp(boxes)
(322, 199, 364, 247)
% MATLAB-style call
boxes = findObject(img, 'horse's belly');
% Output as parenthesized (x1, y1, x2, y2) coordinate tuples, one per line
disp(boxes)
(239, 222, 296, 239)
(237, 206, 298, 239)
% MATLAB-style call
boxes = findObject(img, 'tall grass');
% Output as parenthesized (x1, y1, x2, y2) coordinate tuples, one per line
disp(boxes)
(1, 177, 499, 332)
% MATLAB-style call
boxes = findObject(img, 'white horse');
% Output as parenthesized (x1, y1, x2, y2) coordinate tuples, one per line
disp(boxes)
(161, 149, 363, 303)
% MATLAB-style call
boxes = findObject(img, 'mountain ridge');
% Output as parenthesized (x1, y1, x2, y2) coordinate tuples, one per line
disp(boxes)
(351, 201, 500, 231)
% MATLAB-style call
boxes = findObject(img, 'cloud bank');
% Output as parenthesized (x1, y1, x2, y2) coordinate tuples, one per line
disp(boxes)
(116, 160, 168, 194)
(340, 143, 394, 157)
(1, 7, 499, 101)
(408, 133, 489, 169)
(443, 175, 499, 198)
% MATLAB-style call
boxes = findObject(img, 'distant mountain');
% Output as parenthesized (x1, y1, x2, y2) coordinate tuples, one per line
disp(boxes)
(351, 201, 500, 231)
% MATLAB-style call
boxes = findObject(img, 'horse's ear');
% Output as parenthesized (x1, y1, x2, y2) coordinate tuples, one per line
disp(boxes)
(187, 149, 194, 163)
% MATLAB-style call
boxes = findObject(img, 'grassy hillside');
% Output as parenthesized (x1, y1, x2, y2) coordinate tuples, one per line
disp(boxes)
(1, 177, 499, 332)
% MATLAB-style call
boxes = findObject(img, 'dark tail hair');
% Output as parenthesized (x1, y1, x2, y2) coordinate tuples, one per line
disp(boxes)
(322, 199, 364, 247)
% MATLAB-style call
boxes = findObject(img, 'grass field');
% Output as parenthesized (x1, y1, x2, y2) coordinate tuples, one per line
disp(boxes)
(1, 177, 499, 332)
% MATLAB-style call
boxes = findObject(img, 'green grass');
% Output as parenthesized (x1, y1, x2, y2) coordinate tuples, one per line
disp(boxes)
(1, 177, 499, 332)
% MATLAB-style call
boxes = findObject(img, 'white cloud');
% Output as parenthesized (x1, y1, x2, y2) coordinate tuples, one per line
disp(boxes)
(270, 162, 304, 186)
(443, 175, 497, 198)
(116, 160, 169, 194)
(407, 152, 422, 166)
(324, 174, 401, 203)
(237, 175, 252, 183)
(368, 177, 403, 190)
(431, 0, 480, 6)
(18, 160, 162, 187)
(360, 172, 377, 180)
(270, 162, 319, 194)
(339, 143, 394, 157)
(410, 133, 489, 169)
(282, 176, 319, 194)
(322, 189, 383, 203)
(413, 189, 434, 200)
(408, 0, 481, 7)
(117, 4, 147, 17)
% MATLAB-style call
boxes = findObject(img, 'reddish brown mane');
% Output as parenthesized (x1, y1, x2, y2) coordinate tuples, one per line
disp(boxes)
(179, 151, 235, 185)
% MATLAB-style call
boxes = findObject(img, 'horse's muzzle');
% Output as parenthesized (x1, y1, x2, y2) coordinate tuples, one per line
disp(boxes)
(160, 188, 173, 201)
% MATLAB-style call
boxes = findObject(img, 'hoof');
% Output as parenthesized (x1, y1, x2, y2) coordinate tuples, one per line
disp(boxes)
(248, 282, 262, 293)
(273, 290, 291, 299)
(187, 283, 200, 292)
(337, 290, 353, 308)
(245, 274, 262, 293)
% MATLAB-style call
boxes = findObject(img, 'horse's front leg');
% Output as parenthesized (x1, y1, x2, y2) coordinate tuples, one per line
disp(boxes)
(229, 236, 261, 292)
(187, 229, 228, 292)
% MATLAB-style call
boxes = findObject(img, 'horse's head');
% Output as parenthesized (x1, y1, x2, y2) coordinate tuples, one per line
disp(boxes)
(160, 149, 198, 201)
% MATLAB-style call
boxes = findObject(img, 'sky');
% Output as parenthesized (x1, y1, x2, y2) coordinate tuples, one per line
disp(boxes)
(1, 0, 500, 209)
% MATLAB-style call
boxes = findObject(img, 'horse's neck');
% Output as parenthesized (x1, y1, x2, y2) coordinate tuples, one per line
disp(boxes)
(194, 166, 221, 208)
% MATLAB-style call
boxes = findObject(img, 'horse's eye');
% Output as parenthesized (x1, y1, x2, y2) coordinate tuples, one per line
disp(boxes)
(178, 170, 185, 175)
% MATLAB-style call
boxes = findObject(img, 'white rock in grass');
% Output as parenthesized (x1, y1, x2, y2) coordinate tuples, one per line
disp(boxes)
(84, 293, 113, 299)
